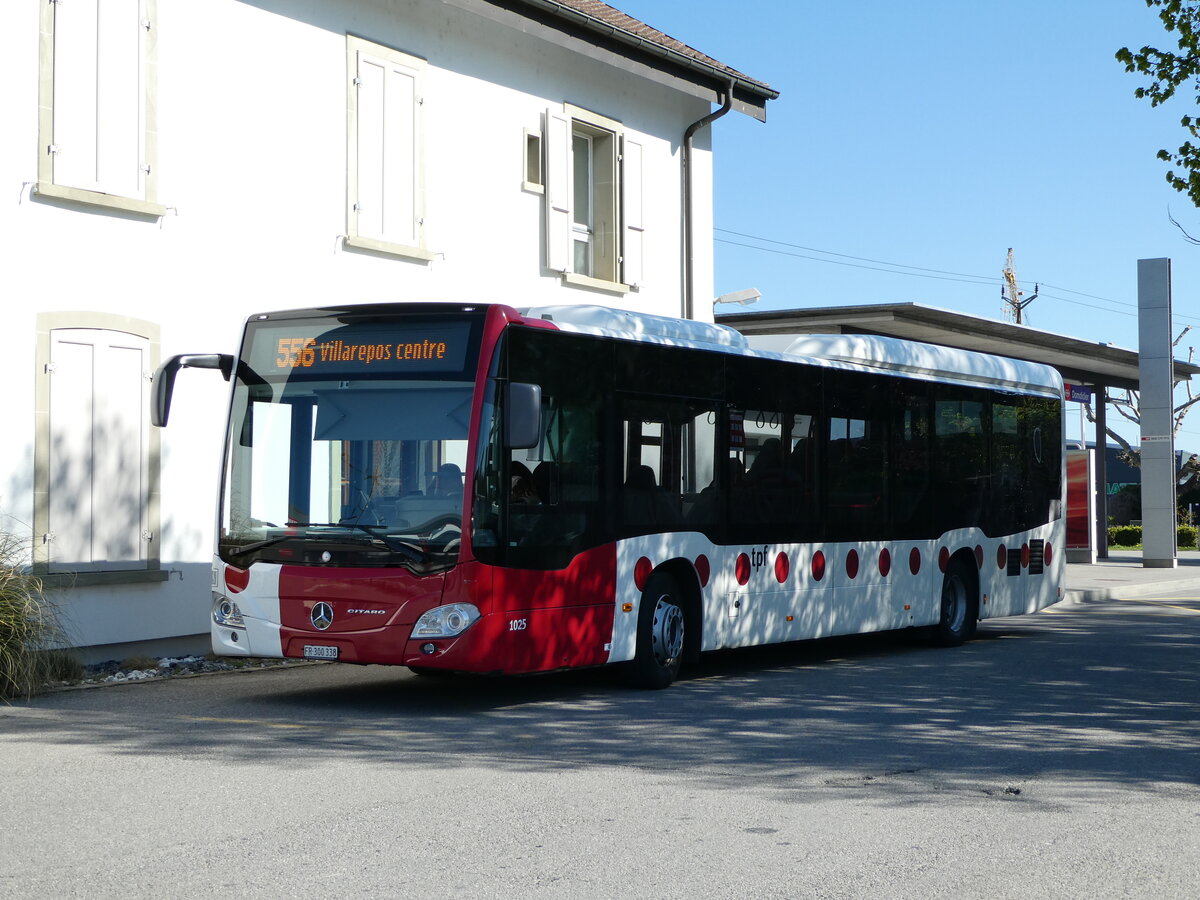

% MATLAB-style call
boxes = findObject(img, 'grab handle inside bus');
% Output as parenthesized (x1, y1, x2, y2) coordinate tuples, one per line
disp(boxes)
(152, 353, 234, 427)
(504, 382, 542, 449)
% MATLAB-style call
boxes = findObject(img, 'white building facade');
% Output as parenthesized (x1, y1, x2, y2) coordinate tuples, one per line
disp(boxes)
(0, 0, 774, 660)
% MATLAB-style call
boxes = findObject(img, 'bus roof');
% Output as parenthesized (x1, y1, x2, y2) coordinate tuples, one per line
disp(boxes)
(519, 304, 749, 353)
(521, 305, 1063, 397)
(762, 333, 1063, 395)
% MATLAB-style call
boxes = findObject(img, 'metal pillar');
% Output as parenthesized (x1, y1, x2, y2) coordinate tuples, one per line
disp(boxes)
(1095, 385, 1109, 559)
(1137, 258, 1178, 568)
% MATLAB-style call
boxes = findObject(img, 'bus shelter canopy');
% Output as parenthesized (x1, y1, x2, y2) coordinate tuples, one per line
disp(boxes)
(716, 302, 1200, 392)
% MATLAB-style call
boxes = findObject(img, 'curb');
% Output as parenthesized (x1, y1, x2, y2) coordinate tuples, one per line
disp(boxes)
(1063, 575, 1200, 604)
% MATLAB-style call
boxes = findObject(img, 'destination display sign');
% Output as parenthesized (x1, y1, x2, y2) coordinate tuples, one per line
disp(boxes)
(244, 319, 475, 379)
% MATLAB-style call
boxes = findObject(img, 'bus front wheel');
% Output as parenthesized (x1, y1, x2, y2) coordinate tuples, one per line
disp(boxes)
(934, 558, 978, 647)
(627, 571, 685, 689)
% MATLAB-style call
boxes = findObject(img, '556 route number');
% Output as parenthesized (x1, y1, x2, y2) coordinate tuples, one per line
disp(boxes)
(276, 337, 316, 369)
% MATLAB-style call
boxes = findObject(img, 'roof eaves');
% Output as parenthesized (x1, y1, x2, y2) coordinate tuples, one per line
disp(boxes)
(500, 0, 779, 120)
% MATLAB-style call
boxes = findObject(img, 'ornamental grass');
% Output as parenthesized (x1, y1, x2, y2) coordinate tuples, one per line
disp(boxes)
(0, 530, 78, 700)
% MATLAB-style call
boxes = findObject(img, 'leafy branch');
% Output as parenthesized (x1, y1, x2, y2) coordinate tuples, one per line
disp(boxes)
(1117, 0, 1200, 206)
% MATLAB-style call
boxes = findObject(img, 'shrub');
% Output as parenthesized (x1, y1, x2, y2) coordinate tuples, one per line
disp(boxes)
(0, 530, 73, 700)
(1108, 525, 1142, 548)
(1180, 525, 1199, 550)
(1107, 524, 1200, 550)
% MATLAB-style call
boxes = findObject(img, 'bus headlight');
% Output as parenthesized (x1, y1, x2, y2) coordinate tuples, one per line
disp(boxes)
(212, 593, 246, 628)
(412, 603, 480, 639)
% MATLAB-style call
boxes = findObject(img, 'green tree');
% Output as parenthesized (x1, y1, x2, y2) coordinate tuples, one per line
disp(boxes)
(1117, 1, 1200, 206)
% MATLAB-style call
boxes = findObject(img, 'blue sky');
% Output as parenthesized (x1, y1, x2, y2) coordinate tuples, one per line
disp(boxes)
(617, 0, 1200, 448)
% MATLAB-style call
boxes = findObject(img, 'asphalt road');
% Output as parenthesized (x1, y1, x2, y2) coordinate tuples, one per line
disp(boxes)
(2, 590, 1198, 899)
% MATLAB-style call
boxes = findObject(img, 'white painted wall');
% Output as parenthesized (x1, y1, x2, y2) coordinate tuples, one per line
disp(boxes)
(0, 0, 719, 658)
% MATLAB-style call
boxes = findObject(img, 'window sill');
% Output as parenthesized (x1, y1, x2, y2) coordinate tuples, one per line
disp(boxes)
(34, 182, 167, 218)
(36, 569, 171, 589)
(343, 234, 435, 262)
(561, 271, 633, 294)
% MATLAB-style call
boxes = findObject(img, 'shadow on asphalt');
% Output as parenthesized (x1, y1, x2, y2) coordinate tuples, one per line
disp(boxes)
(5, 603, 1199, 797)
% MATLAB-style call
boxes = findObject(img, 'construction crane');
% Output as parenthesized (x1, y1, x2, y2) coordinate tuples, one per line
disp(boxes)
(1001, 248, 1038, 324)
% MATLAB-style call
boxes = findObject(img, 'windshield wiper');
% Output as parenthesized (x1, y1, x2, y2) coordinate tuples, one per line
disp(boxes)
(226, 523, 431, 566)
(307, 522, 430, 564)
(225, 535, 293, 557)
(346, 524, 429, 564)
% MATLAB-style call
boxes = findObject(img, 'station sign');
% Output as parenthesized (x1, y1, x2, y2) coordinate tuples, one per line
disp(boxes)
(1064, 383, 1093, 403)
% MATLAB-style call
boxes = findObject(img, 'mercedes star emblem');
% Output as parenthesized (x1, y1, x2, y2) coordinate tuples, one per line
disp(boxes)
(311, 601, 334, 631)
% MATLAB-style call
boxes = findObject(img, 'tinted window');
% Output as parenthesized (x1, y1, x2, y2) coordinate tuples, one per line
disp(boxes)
(890, 380, 933, 539)
(725, 357, 821, 542)
(825, 371, 888, 541)
(476, 329, 610, 569)
(933, 389, 988, 533)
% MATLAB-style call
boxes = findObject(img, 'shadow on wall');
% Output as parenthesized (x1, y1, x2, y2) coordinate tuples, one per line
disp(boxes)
(40, 410, 206, 571)
(44, 416, 148, 571)
(5, 425, 214, 653)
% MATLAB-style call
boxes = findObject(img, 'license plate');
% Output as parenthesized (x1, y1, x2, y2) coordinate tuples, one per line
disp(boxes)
(303, 644, 339, 660)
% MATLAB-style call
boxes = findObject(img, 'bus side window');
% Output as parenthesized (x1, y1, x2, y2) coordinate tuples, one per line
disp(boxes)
(681, 406, 719, 528)
(619, 406, 681, 533)
(736, 412, 787, 527)
(826, 372, 887, 541)
(991, 397, 1024, 534)
(1024, 397, 1062, 524)
(615, 397, 719, 536)
(723, 357, 821, 542)
(890, 382, 931, 539)
(933, 391, 987, 533)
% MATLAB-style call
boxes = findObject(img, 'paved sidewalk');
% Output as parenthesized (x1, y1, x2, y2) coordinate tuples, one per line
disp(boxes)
(1065, 548, 1200, 601)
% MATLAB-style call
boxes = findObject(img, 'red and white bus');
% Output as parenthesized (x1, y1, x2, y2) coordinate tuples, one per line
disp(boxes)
(153, 302, 1065, 688)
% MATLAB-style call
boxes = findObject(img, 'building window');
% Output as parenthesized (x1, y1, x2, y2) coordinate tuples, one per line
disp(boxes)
(523, 128, 544, 193)
(345, 35, 431, 261)
(544, 104, 643, 291)
(572, 132, 594, 275)
(36, 0, 163, 217)
(34, 315, 163, 584)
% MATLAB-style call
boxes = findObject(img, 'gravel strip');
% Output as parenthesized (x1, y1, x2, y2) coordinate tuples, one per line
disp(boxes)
(44, 655, 312, 691)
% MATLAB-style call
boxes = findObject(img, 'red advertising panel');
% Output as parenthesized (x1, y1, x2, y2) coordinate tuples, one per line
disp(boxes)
(1066, 449, 1092, 550)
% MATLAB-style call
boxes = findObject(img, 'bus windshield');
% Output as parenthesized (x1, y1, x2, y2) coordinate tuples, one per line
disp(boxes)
(219, 310, 483, 571)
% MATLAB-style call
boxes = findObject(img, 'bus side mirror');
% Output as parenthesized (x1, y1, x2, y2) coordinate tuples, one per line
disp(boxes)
(152, 353, 234, 427)
(504, 382, 542, 449)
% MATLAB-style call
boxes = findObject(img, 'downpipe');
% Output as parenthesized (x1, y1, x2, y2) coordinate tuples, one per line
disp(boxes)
(682, 80, 735, 320)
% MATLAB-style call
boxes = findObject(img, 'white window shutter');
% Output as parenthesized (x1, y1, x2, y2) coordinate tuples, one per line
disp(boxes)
(621, 137, 644, 287)
(52, 0, 143, 196)
(94, 0, 143, 197)
(93, 338, 148, 565)
(355, 54, 387, 241)
(48, 329, 149, 571)
(48, 336, 96, 569)
(383, 59, 419, 247)
(52, 0, 101, 190)
(355, 49, 420, 248)
(544, 108, 572, 273)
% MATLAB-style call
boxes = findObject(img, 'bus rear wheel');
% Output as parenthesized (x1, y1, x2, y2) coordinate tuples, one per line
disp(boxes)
(934, 558, 978, 646)
(627, 572, 685, 689)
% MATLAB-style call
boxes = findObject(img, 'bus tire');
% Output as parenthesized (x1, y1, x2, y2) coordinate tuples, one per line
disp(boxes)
(934, 558, 978, 647)
(627, 571, 685, 689)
